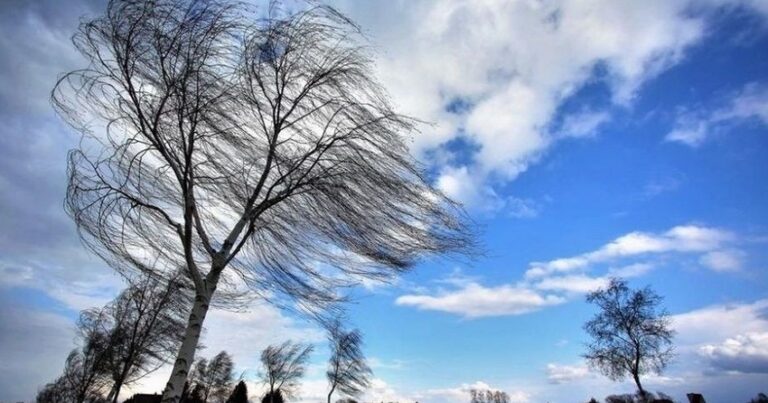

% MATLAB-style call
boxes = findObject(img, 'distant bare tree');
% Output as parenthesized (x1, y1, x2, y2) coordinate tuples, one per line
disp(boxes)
(37, 309, 112, 403)
(326, 320, 371, 403)
(61, 347, 111, 403)
(189, 351, 235, 403)
(469, 388, 510, 403)
(259, 341, 313, 402)
(37, 377, 74, 403)
(101, 275, 189, 402)
(583, 278, 675, 397)
(52, 0, 474, 400)
(59, 310, 119, 403)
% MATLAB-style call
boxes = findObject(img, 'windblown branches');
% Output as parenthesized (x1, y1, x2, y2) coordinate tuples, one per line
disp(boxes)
(54, 0, 474, 314)
(38, 274, 189, 403)
(189, 351, 235, 403)
(100, 275, 189, 401)
(259, 340, 313, 400)
(54, 1, 475, 399)
(326, 320, 371, 403)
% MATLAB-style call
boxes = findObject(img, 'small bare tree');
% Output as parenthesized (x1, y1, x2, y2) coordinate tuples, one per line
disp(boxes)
(101, 275, 189, 402)
(469, 389, 510, 403)
(583, 278, 675, 397)
(259, 341, 313, 402)
(326, 320, 371, 403)
(189, 351, 235, 403)
(53, 1, 474, 401)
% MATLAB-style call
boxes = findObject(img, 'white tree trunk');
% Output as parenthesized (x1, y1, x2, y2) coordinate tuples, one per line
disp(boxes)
(161, 291, 211, 402)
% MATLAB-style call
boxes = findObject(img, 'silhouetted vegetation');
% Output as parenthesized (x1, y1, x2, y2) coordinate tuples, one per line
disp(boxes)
(259, 341, 313, 402)
(36, 275, 188, 403)
(100, 276, 188, 402)
(187, 351, 235, 403)
(225, 381, 248, 403)
(749, 393, 768, 403)
(261, 390, 284, 403)
(469, 388, 510, 403)
(326, 319, 372, 403)
(584, 278, 674, 396)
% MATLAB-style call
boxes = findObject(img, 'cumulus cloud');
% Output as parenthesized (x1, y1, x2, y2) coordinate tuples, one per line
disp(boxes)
(699, 332, 768, 374)
(556, 110, 611, 139)
(422, 381, 530, 403)
(332, 0, 745, 211)
(699, 249, 746, 272)
(396, 282, 565, 318)
(667, 83, 768, 146)
(398, 225, 745, 319)
(672, 299, 768, 375)
(672, 299, 768, 347)
(436, 165, 541, 216)
(546, 363, 592, 384)
(534, 274, 610, 294)
(525, 225, 737, 279)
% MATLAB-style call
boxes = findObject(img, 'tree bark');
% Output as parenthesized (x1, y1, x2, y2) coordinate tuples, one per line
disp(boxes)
(161, 291, 211, 403)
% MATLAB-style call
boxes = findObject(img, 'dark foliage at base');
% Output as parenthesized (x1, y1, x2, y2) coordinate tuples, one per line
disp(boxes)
(262, 390, 285, 403)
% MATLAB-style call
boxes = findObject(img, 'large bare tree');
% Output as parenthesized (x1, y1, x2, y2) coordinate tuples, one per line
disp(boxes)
(53, 0, 473, 401)
(583, 278, 675, 397)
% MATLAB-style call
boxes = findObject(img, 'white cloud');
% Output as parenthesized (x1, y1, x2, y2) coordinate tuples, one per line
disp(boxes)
(699, 332, 768, 374)
(672, 299, 768, 348)
(557, 110, 611, 139)
(363, 377, 415, 403)
(526, 225, 736, 279)
(699, 249, 745, 272)
(396, 282, 565, 318)
(369, 357, 408, 371)
(436, 166, 541, 216)
(335, 0, 721, 208)
(670, 299, 768, 376)
(546, 363, 592, 384)
(667, 83, 768, 146)
(422, 381, 530, 403)
(535, 274, 610, 294)
(397, 225, 746, 319)
(608, 262, 656, 278)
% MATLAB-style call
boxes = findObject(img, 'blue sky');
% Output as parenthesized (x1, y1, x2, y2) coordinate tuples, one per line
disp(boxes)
(1, 1, 768, 402)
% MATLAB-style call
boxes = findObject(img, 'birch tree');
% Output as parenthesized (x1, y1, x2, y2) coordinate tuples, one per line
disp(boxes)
(53, 0, 474, 401)
(259, 341, 313, 402)
(326, 320, 371, 403)
(101, 275, 188, 402)
(190, 351, 235, 403)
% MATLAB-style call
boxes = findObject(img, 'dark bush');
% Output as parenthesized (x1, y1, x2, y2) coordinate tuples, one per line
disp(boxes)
(262, 389, 285, 403)
(226, 381, 248, 403)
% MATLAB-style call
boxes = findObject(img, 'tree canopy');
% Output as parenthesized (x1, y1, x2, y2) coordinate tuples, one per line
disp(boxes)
(53, 1, 474, 399)
(583, 278, 675, 396)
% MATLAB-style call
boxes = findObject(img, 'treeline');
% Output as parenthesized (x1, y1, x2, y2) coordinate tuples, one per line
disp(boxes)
(37, 275, 188, 403)
(35, 276, 371, 403)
